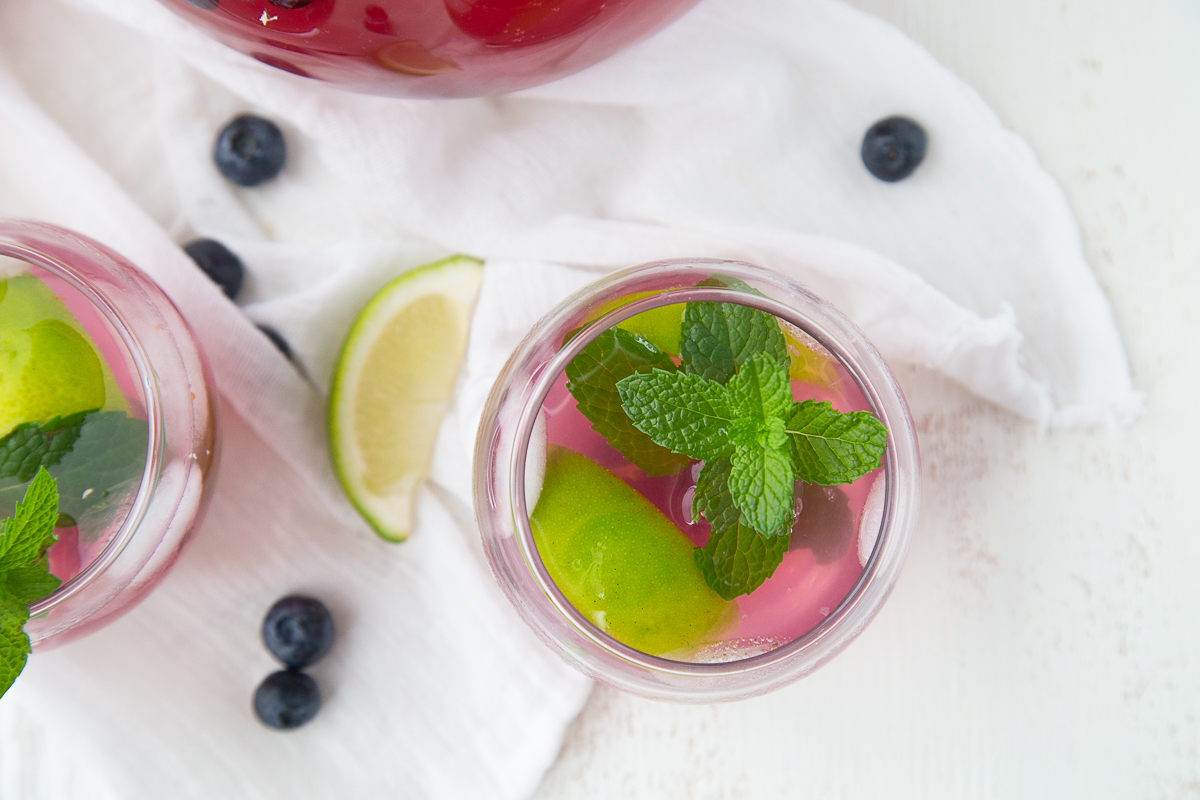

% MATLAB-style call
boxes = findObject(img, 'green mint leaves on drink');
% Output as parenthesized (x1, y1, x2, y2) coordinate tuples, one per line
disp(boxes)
(625, 297, 886, 598)
(692, 458, 789, 600)
(565, 328, 690, 476)
(565, 282, 888, 599)
(786, 400, 890, 486)
(0, 468, 62, 698)
(0, 411, 148, 523)
(0, 411, 92, 482)
(678, 293, 789, 384)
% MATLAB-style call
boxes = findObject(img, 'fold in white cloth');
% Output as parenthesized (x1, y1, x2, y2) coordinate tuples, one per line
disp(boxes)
(0, 0, 1137, 797)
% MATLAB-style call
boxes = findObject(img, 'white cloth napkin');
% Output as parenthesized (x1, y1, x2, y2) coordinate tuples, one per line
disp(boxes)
(0, 0, 1138, 796)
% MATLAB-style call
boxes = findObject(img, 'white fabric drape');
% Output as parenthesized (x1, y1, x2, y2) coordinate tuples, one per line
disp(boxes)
(0, 0, 1137, 796)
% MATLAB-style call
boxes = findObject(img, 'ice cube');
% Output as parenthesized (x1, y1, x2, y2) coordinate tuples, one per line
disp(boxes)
(858, 474, 885, 567)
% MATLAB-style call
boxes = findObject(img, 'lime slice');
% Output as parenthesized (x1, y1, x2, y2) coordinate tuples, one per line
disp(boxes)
(780, 320, 840, 388)
(531, 446, 732, 656)
(587, 292, 685, 356)
(328, 256, 483, 542)
(0, 276, 110, 438)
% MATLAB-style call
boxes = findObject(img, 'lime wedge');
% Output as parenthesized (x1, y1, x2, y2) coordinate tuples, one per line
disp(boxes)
(0, 276, 109, 438)
(531, 446, 732, 656)
(328, 256, 483, 542)
(587, 291, 685, 356)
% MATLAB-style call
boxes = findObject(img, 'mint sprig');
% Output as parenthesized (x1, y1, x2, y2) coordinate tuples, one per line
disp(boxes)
(565, 283, 889, 599)
(0, 468, 62, 698)
(565, 329, 690, 476)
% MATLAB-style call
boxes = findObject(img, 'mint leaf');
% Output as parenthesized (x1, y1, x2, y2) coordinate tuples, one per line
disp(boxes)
(0, 587, 32, 698)
(616, 370, 733, 461)
(2, 557, 60, 605)
(565, 329, 690, 476)
(679, 301, 788, 384)
(729, 437, 795, 537)
(0, 411, 148, 524)
(691, 458, 788, 599)
(725, 352, 792, 425)
(0, 470, 62, 699)
(722, 353, 795, 536)
(0, 411, 92, 482)
(696, 520, 790, 601)
(786, 400, 888, 485)
(0, 468, 58, 570)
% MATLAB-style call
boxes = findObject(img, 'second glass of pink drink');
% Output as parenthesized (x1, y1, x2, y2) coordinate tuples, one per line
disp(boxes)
(0, 220, 218, 649)
(475, 259, 920, 701)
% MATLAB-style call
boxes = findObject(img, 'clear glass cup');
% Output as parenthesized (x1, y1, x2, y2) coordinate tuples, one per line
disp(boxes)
(0, 220, 219, 649)
(473, 259, 920, 701)
(157, 0, 702, 98)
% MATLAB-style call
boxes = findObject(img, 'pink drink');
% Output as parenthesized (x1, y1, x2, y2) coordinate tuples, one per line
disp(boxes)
(538, 325, 883, 661)
(18, 270, 150, 588)
(157, 0, 702, 98)
(0, 220, 218, 649)
(475, 259, 919, 700)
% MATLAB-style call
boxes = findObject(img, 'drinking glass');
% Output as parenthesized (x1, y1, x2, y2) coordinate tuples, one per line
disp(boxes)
(473, 258, 919, 701)
(0, 220, 219, 649)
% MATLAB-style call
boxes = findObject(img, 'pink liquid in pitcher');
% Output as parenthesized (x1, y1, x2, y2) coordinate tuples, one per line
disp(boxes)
(157, 0, 702, 98)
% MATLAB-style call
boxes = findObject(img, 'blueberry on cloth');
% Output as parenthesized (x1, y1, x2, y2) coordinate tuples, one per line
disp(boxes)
(257, 325, 294, 361)
(183, 238, 244, 300)
(213, 114, 286, 187)
(861, 116, 927, 182)
(262, 595, 335, 668)
(253, 670, 321, 730)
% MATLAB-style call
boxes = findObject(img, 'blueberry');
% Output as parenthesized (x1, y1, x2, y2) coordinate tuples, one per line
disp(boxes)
(269, 0, 318, 7)
(861, 116, 927, 182)
(262, 595, 334, 668)
(256, 325, 294, 361)
(253, 670, 320, 730)
(213, 115, 286, 187)
(183, 238, 245, 300)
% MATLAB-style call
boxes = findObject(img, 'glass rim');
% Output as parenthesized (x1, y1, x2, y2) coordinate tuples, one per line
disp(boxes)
(503, 267, 914, 678)
(0, 235, 164, 618)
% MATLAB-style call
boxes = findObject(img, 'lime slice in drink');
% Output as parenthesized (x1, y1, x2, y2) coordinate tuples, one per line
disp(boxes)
(531, 446, 732, 656)
(328, 256, 483, 542)
(781, 320, 840, 388)
(590, 292, 685, 356)
(0, 276, 109, 438)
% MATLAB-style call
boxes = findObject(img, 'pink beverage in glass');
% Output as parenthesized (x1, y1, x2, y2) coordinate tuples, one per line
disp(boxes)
(538, 345, 884, 661)
(0, 220, 218, 649)
(475, 260, 919, 701)
(157, 0, 703, 97)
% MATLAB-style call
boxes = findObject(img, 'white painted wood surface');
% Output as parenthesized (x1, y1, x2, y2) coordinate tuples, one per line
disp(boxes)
(529, 1, 1200, 797)
(3, 1, 1198, 797)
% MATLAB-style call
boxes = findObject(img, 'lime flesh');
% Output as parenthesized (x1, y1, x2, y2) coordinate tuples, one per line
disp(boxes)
(0, 276, 107, 438)
(328, 256, 483, 541)
(530, 446, 731, 656)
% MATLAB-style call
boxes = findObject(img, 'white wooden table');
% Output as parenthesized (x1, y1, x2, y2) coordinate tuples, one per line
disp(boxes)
(529, 1, 1200, 797)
